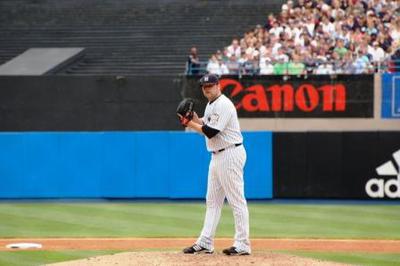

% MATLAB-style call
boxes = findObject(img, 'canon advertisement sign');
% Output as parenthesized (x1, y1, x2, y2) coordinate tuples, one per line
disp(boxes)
(365, 149, 400, 198)
(183, 75, 373, 118)
(220, 79, 345, 112)
(216, 75, 373, 118)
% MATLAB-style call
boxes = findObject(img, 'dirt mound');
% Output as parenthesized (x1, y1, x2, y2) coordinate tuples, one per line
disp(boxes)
(47, 251, 349, 266)
(2, 238, 400, 252)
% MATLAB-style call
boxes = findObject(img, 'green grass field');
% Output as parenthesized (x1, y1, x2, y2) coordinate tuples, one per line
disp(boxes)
(0, 202, 399, 265)
(0, 250, 119, 266)
(284, 251, 400, 266)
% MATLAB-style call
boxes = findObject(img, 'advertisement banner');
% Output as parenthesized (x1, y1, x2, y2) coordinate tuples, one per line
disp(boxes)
(184, 75, 374, 118)
(382, 73, 400, 118)
(274, 132, 400, 199)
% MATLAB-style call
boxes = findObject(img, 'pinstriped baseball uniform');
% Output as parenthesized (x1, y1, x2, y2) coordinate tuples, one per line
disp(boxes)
(196, 94, 251, 253)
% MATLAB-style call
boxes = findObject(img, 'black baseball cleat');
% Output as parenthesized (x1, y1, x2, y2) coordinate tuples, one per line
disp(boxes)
(222, 246, 250, 256)
(183, 244, 214, 254)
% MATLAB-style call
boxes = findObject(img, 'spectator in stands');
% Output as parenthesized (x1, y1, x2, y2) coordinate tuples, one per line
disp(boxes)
(336, 51, 355, 74)
(219, 60, 230, 75)
(206, 54, 221, 75)
(226, 38, 241, 58)
(273, 56, 289, 75)
(389, 18, 400, 43)
(287, 53, 306, 75)
(239, 53, 257, 75)
(303, 50, 317, 74)
(245, 40, 257, 59)
(226, 55, 240, 74)
(270, 35, 283, 57)
(320, 15, 335, 36)
(333, 50, 353, 73)
(364, 11, 379, 36)
(186, 47, 201, 75)
(215, 50, 224, 62)
(388, 47, 400, 72)
(293, 0, 305, 10)
(368, 41, 386, 64)
(264, 13, 277, 31)
(353, 49, 372, 74)
(269, 21, 284, 38)
(254, 24, 264, 42)
(274, 47, 289, 63)
(334, 39, 348, 59)
(376, 29, 392, 52)
(259, 57, 274, 75)
(350, 27, 364, 44)
(258, 46, 274, 75)
(315, 60, 334, 74)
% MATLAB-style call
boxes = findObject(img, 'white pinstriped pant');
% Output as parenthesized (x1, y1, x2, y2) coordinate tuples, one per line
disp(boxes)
(196, 144, 251, 253)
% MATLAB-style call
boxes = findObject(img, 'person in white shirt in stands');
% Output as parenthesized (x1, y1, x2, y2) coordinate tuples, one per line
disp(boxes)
(269, 21, 284, 38)
(368, 41, 386, 64)
(315, 60, 334, 74)
(259, 48, 274, 75)
(206, 54, 221, 75)
(219, 60, 229, 75)
(226, 39, 241, 58)
(274, 47, 289, 63)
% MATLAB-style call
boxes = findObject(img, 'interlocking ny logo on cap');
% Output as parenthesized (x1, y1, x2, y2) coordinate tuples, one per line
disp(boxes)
(365, 149, 400, 198)
(204, 76, 209, 82)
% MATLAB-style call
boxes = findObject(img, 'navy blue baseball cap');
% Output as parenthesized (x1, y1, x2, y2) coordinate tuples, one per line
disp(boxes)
(199, 74, 219, 86)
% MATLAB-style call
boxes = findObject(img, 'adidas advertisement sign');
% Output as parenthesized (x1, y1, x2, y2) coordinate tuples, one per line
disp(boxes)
(365, 149, 400, 198)
(274, 132, 400, 199)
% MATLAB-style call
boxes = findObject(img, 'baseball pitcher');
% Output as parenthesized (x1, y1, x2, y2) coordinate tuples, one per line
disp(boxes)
(177, 74, 251, 256)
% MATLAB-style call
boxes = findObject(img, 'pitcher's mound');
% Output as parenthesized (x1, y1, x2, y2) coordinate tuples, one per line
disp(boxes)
(47, 251, 349, 266)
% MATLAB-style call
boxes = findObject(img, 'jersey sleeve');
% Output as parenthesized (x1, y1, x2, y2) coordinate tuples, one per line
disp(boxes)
(206, 100, 233, 131)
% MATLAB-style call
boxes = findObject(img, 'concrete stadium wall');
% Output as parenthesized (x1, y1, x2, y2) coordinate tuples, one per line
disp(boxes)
(0, 131, 272, 199)
(0, 76, 182, 131)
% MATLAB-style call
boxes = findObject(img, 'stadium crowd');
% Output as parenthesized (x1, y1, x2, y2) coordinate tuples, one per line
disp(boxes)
(187, 0, 400, 75)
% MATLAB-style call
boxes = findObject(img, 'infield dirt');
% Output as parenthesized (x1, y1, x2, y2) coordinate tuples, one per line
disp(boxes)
(47, 251, 350, 266)
(2, 238, 399, 266)
(1, 238, 400, 252)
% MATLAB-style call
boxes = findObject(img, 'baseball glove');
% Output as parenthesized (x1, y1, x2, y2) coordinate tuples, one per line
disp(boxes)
(176, 98, 195, 127)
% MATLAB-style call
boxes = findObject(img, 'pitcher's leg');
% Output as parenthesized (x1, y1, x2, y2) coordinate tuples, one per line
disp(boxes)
(225, 173, 250, 252)
(196, 160, 225, 250)
(220, 148, 251, 253)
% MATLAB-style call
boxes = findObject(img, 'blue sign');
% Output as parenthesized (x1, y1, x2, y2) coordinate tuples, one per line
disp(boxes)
(382, 73, 400, 118)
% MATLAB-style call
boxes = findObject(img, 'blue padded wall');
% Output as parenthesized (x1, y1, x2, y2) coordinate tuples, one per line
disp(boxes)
(0, 131, 272, 199)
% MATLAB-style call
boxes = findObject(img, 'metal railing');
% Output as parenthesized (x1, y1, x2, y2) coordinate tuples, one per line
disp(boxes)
(186, 59, 400, 76)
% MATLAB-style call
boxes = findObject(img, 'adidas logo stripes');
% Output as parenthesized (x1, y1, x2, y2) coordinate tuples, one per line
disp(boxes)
(365, 149, 400, 198)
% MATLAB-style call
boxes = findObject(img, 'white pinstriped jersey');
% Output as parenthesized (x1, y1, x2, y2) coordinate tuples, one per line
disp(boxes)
(202, 94, 243, 152)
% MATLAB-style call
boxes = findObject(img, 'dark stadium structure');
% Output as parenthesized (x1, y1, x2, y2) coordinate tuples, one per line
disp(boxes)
(0, 0, 284, 75)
